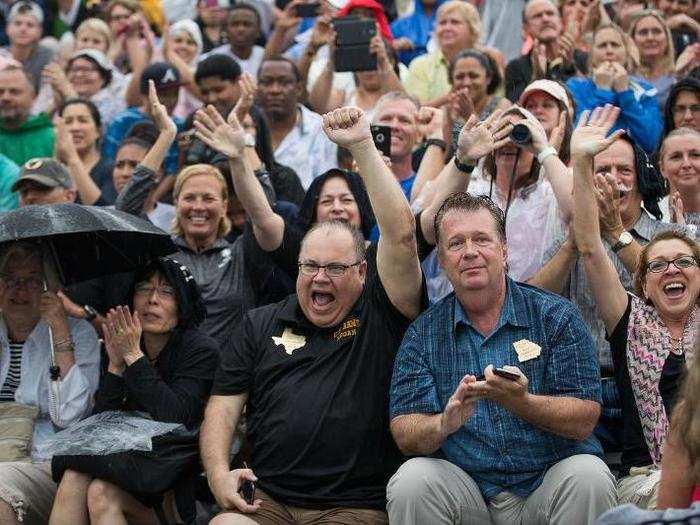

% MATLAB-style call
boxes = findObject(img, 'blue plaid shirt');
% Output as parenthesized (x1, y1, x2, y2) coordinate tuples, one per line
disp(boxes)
(390, 278, 603, 501)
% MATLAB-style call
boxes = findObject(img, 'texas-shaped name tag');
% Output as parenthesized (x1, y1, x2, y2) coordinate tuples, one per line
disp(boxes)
(513, 339, 542, 363)
(272, 327, 306, 355)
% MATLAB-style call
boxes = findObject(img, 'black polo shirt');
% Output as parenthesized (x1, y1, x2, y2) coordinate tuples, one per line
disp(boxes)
(212, 273, 418, 510)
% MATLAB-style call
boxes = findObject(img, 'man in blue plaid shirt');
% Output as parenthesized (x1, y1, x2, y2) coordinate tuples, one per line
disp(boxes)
(387, 189, 617, 524)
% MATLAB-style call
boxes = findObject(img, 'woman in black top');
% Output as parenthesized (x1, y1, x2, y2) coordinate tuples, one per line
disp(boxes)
(48, 257, 219, 525)
(571, 104, 699, 509)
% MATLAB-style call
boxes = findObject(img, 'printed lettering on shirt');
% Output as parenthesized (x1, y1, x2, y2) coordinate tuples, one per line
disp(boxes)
(333, 318, 360, 342)
(272, 327, 306, 355)
(513, 339, 542, 363)
(218, 248, 232, 269)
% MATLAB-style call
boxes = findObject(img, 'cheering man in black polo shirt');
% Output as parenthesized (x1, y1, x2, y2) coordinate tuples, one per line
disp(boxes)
(199, 106, 424, 524)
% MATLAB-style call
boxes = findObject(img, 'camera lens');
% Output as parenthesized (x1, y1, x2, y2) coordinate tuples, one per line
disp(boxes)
(510, 123, 531, 145)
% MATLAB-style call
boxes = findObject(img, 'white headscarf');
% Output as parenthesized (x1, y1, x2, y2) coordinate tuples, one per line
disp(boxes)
(169, 20, 203, 65)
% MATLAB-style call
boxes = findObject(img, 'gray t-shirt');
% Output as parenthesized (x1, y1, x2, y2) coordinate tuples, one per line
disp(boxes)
(170, 236, 255, 350)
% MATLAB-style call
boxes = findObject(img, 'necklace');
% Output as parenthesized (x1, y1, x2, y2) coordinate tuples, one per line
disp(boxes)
(670, 335, 684, 355)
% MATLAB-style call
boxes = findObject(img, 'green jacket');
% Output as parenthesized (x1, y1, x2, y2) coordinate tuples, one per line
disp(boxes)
(0, 153, 19, 212)
(0, 114, 55, 167)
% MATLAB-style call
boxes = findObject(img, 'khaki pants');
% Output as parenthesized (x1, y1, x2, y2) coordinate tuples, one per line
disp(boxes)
(386, 455, 618, 525)
(213, 488, 388, 525)
(0, 461, 56, 524)
(617, 466, 660, 510)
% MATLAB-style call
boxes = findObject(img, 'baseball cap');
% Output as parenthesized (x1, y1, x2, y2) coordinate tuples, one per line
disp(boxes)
(519, 79, 573, 118)
(139, 62, 181, 94)
(70, 49, 112, 73)
(8, 1, 44, 24)
(11, 158, 74, 192)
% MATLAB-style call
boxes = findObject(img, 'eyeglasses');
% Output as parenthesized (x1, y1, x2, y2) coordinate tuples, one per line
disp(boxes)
(646, 255, 698, 273)
(134, 283, 176, 299)
(671, 104, 700, 116)
(0, 275, 43, 292)
(298, 260, 363, 278)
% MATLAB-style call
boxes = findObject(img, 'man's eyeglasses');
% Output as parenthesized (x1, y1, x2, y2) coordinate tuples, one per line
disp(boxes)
(134, 283, 176, 299)
(298, 260, 363, 278)
(0, 275, 44, 292)
(646, 255, 697, 274)
(67, 66, 99, 75)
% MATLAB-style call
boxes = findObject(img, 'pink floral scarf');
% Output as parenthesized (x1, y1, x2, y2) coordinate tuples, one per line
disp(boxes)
(626, 295, 698, 466)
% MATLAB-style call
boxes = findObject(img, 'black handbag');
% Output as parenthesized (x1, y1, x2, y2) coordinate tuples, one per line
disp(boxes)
(51, 426, 200, 522)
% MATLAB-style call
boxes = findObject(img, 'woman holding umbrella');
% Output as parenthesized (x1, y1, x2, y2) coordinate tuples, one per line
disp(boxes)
(48, 257, 218, 525)
(0, 241, 100, 525)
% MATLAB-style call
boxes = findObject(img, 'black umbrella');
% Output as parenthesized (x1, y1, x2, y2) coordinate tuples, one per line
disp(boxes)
(0, 203, 177, 285)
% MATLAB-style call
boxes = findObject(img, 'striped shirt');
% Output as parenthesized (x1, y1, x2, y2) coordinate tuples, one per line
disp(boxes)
(0, 341, 23, 402)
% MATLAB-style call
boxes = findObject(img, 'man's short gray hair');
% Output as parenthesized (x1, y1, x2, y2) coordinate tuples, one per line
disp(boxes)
(301, 220, 366, 262)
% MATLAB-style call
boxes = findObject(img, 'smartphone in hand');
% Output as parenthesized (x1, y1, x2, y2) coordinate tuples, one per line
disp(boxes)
(239, 479, 256, 505)
(371, 125, 391, 157)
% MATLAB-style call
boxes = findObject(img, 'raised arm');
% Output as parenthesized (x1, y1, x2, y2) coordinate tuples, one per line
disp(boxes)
(526, 232, 577, 294)
(410, 107, 447, 203)
(54, 117, 102, 205)
(323, 107, 422, 319)
(571, 105, 629, 335)
(194, 102, 285, 251)
(517, 109, 574, 221)
(141, 80, 178, 172)
(420, 110, 513, 244)
(115, 81, 178, 217)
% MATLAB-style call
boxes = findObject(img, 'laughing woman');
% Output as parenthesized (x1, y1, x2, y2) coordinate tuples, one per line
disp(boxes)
(572, 104, 699, 509)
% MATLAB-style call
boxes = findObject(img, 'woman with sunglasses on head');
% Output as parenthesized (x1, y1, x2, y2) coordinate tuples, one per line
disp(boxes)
(572, 104, 700, 509)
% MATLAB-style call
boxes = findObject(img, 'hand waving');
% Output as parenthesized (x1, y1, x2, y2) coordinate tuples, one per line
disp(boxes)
(570, 104, 625, 158)
(322, 107, 371, 148)
(194, 105, 246, 159)
(148, 80, 177, 136)
(456, 109, 513, 164)
(233, 73, 257, 125)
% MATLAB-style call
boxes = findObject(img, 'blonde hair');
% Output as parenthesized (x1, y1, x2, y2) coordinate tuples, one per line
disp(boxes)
(436, 0, 482, 46)
(172, 164, 231, 238)
(628, 10, 675, 78)
(659, 127, 700, 167)
(75, 18, 113, 50)
(589, 23, 637, 72)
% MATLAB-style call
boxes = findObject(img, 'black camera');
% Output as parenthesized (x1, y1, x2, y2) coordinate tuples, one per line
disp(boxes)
(333, 16, 377, 72)
(509, 123, 531, 145)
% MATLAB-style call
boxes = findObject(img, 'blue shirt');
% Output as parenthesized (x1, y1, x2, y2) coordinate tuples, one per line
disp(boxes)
(0, 153, 19, 212)
(566, 76, 662, 154)
(390, 278, 603, 501)
(102, 107, 184, 175)
(369, 174, 415, 242)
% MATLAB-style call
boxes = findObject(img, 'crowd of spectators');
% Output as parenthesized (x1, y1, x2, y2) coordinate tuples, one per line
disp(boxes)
(0, 0, 699, 523)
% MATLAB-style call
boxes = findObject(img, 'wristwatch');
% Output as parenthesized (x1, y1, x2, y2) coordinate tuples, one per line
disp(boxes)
(83, 304, 98, 322)
(453, 156, 476, 174)
(611, 231, 633, 253)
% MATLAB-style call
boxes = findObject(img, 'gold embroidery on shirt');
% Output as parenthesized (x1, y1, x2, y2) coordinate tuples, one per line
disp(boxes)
(333, 318, 360, 341)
